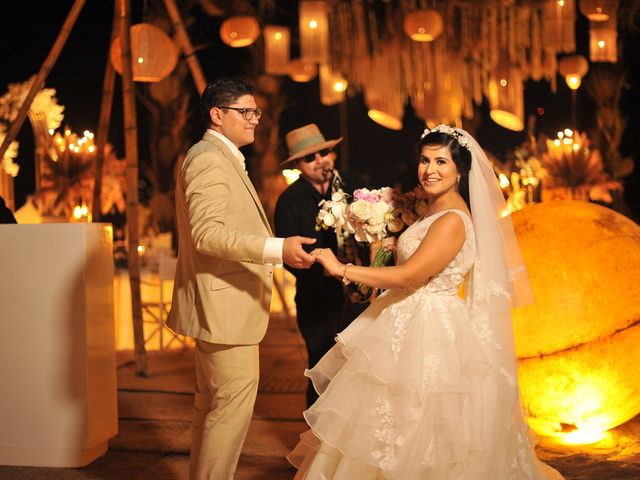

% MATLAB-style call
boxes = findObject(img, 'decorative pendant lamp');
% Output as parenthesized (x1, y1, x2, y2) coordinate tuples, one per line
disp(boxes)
(367, 102, 403, 131)
(219, 16, 260, 48)
(264, 26, 290, 75)
(110, 23, 178, 82)
(299, 1, 329, 63)
(319, 64, 346, 106)
(489, 54, 525, 131)
(579, 0, 618, 22)
(558, 54, 589, 89)
(542, 0, 576, 53)
(402, 9, 443, 42)
(589, 20, 617, 62)
(288, 59, 318, 82)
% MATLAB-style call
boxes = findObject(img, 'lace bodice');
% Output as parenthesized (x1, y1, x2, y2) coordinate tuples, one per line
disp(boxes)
(396, 209, 475, 295)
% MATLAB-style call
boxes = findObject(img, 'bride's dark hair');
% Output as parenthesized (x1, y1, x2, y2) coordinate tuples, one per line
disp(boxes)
(417, 131, 472, 209)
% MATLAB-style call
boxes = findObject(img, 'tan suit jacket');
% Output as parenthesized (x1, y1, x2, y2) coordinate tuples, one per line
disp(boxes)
(167, 132, 274, 345)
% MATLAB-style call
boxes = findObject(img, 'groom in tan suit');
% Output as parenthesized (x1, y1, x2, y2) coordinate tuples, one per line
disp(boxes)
(168, 76, 316, 480)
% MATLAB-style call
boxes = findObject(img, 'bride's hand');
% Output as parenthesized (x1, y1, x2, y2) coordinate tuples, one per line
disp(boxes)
(311, 248, 343, 278)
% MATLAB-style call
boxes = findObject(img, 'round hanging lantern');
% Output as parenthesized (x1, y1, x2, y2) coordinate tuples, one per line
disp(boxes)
(579, 0, 617, 22)
(488, 55, 524, 131)
(402, 10, 443, 42)
(558, 54, 589, 89)
(110, 23, 178, 82)
(220, 16, 260, 48)
(288, 59, 317, 82)
(512, 201, 640, 444)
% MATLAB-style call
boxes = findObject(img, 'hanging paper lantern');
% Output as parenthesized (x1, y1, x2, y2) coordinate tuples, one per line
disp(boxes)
(579, 0, 618, 22)
(264, 26, 290, 75)
(589, 23, 617, 62)
(402, 10, 443, 42)
(542, 0, 576, 53)
(110, 23, 178, 82)
(319, 64, 346, 106)
(558, 54, 589, 89)
(512, 201, 640, 444)
(488, 54, 525, 131)
(299, 1, 329, 63)
(288, 59, 318, 82)
(219, 16, 260, 48)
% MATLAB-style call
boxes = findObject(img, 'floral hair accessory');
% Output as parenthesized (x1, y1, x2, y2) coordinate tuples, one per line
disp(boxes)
(421, 124, 471, 151)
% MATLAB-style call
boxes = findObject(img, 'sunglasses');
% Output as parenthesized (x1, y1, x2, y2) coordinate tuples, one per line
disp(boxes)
(301, 148, 332, 163)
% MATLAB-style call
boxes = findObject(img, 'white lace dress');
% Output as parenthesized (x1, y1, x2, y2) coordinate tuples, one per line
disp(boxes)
(288, 209, 563, 480)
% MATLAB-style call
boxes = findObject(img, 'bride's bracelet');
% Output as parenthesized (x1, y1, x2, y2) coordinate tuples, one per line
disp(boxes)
(342, 263, 353, 286)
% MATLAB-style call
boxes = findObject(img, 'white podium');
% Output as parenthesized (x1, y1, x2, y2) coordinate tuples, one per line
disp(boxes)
(0, 223, 118, 467)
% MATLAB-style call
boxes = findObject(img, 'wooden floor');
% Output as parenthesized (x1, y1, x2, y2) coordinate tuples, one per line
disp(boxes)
(1, 312, 639, 479)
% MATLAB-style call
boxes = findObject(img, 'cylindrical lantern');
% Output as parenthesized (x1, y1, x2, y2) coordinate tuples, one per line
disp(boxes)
(579, 0, 618, 22)
(542, 0, 576, 53)
(402, 9, 443, 42)
(488, 54, 525, 131)
(558, 54, 589, 89)
(319, 64, 346, 106)
(366, 86, 404, 131)
(110, 23, 178, 82)
(219, 16, 260, 48)
(512, 201, 640, 444)
(299, 1, 329, 63)
(264, 26, 290, 75)
(288, 59, 318, 82)
(589, 21, 617, 62)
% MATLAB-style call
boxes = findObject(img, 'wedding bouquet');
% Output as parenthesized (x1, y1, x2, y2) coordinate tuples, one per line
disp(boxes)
(316, 187, 406, 269)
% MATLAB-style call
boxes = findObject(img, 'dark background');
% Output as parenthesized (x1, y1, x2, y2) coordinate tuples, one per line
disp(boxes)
(1, 1, 638, 221)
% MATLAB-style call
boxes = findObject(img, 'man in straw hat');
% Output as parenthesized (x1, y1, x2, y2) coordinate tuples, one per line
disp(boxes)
(275, 123, 367, 407)
(167, 76, 316, 480)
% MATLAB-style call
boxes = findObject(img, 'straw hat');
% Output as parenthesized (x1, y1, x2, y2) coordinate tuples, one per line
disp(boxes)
(280, 123, 342, 167)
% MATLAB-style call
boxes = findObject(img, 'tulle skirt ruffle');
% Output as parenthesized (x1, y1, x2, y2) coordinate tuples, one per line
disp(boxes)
(287, 287, 564, 479)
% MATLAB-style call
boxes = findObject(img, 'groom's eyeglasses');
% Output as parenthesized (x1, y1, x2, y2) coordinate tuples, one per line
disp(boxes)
(218, 106, 263, 121)
(301, 148, 332, 163)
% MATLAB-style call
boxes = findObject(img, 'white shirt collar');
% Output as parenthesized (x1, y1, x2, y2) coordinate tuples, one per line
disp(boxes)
(207, 128, 245, 168)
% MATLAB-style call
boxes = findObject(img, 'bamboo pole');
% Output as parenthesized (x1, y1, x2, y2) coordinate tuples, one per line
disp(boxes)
(0, 171, 14, 211)
(0, 0, 87, 178)
(163, 0, 207, 95)
(91, 1, 120, 221)
(120, 0, 147, 376)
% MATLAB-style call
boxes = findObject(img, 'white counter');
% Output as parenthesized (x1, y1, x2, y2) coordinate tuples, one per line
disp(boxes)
(0, 223, 118, 467)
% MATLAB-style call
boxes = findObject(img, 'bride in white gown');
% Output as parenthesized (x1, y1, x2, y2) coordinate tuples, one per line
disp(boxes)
(287, 126, 564, 480)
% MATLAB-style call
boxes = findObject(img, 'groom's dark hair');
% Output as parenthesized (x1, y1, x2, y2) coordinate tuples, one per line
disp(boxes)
(200, 76, 256, 126)
(417, 132, 472, 209)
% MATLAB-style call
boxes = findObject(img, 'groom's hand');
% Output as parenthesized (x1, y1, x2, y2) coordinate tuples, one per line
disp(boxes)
(283, 236, 316, 269)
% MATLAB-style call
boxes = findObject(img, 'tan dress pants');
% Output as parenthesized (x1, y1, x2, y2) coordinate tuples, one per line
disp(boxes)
(190, 340, 259, 480)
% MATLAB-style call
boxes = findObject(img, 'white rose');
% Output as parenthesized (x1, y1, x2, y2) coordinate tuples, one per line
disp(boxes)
(372, 200, 390, 218)
(379, 187, 394, 203)
(366, 222, 383, 235)
(349, 199, 373, 221)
